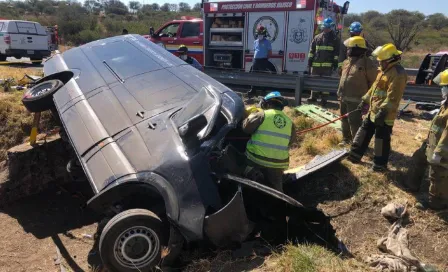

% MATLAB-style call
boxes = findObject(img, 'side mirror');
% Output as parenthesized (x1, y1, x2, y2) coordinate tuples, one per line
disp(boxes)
(342, 1, 350, 15)
(178, 114, 207, 148)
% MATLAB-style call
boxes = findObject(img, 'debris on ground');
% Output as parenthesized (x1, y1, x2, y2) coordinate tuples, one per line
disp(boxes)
(366, 203, 434, 272)
(415, 102, 441, 111)
(420, 109, 440, 120)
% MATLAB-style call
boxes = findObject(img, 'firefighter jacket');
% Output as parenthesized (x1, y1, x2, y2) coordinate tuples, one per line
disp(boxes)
(362, 61, 407, 126)
(426, 101, 448, 168)
(338, 38, 372, 68)
(338, 55, 378, 103)
(244, 109, 293, 169)
(308, 31, 340, 69)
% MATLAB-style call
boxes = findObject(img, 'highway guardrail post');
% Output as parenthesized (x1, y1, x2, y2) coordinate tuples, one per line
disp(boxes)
(295, 75, 304, 106)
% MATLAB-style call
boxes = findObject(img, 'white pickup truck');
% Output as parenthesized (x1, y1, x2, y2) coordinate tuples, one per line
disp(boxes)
(0, 20, 51, 64)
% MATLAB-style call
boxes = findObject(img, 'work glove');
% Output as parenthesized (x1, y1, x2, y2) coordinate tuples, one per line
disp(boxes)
(374, 109, 387, 126)
(428, 153, 442, 165)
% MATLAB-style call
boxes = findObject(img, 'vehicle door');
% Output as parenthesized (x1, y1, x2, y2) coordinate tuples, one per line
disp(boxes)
(151, 22, 181, 53)
(8, 21, 48, 51)
(0, 21, 6, 53)
(176, 21, 204, 65)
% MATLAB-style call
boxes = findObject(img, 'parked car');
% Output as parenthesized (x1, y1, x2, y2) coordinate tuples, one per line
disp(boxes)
(0, 20, 51, 64)
(21, 34, 341, 272)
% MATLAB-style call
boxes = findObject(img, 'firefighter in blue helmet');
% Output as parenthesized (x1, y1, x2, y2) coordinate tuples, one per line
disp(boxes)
(307, 17, 340, 106)
(338, 21, 372, 72)
(242, 91, 296, 192)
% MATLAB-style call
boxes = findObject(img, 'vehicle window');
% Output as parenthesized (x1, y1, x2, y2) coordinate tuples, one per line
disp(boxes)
(0, 22, 4, 32)
(173, 87, 216, 126)
(181, 22, 200, 38)
(158, 23, 179, 38)
(91, 41, 162, 79)
(15, 22, 37, 34)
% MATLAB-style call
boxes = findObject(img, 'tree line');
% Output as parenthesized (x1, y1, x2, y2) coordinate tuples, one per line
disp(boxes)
(344, 10, 448, 52)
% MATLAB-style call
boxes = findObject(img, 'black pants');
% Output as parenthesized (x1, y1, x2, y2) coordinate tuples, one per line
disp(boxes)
(250, 58, 270, 93)
(350, 117, 392, 167)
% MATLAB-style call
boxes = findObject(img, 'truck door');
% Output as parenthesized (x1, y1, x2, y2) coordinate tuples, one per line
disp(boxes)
(9, 22, 48, 52)
(151, 22, 180, 52)
(246, 12, 286, 74)
(176, 21, 204, 65)
(285, 10, 315, 73)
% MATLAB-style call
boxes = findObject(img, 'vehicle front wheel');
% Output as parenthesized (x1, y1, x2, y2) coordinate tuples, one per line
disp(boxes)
(100, 209, 164, 272)
(22, 79, 64, 112)
(0, 54, 6, 62)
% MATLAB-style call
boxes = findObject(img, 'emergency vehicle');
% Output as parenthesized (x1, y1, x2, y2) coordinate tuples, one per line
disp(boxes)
(147, 0, 349, 74)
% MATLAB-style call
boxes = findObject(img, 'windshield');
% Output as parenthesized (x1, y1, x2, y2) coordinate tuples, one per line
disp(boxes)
(173, 86, 222, 139)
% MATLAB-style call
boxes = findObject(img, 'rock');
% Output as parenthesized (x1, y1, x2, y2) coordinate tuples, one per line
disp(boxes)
(0, 135, 73, 207)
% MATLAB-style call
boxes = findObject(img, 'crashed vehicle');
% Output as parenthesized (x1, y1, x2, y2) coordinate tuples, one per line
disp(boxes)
(21, 35, 345, 272)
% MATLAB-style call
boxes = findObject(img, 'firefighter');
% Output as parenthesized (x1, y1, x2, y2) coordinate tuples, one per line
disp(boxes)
(338, 36, 377, 146)
(347, 43, 407, 172)
(307, 17, 340, 106)
(408, 69, 448, 210)
(338, 22, 372, 72)
(242, 91, 296, 192)
(248, 26, 273, 97)
(176, 44, 203, 71)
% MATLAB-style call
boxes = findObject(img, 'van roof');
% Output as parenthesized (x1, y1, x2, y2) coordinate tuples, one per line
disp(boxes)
(0, 19, 41, 24)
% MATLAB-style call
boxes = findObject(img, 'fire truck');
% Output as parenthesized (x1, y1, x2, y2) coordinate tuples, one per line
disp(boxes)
(147, 0, 349, 74)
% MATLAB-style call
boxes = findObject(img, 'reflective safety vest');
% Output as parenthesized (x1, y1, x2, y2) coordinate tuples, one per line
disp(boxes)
(246, 109, 292, 169)
(308, 32, 340, 69)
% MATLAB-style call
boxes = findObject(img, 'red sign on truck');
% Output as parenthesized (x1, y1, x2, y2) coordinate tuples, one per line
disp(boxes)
(206, 0, 313, 12)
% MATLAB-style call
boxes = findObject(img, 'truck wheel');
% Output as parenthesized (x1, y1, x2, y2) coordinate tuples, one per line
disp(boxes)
(0, 54, 6, 62)
(31, 58, 42, 65)
(100, 209, 164, 272)
(22, 79, 64, 112)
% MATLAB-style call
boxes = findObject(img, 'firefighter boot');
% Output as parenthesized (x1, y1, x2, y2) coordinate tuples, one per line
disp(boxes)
(307, 91, 318, 103)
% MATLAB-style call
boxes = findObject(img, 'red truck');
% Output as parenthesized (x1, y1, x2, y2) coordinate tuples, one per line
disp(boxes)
(146, 0, 349, 74)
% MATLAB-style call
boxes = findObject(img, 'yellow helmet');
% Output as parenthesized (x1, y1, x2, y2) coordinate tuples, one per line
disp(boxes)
(433, 69, 448, 86)
(372, 43, 402, 61)
(343, 36, 367, 49)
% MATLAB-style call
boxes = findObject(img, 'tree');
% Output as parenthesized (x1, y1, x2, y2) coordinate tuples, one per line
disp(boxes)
(129, 1, 141, 13)
(84, 0, 102, 14)
(343, 13, 362, 27)
(369, 16, 387, 29)
(160, 3, 169, 12)
(178, 2, 191, 12)
(426, 13, 448, 30)
(104, 0, 128, 15)
(150, 3, 159, 11)
(169, 3, 177, 12)
(361, 10, 382, 24)
(139, 4, 152, 14)
(192, 3, 201, 11)
(386, 10, 425, 51)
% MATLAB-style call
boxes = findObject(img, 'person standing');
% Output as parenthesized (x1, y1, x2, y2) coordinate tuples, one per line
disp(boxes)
(176, 44, 203, 71)
(242, 91, 295, 192)
(405, 70, 448, 210)
(338, 22, 372, 71)
(307, 17, 340, 106)
(248, 26, 272, 97)
(348, 43, 407, 172)
(338, 36, 377, 146)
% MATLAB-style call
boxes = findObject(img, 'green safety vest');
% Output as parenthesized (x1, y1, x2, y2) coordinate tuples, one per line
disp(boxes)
(246, 109, 292, 169)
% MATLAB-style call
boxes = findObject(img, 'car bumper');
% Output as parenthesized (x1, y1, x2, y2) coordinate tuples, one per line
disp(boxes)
(5, 49, 51, 58)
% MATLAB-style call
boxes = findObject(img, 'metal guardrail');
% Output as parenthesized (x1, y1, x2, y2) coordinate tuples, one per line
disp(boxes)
(205, 68, 441, 105)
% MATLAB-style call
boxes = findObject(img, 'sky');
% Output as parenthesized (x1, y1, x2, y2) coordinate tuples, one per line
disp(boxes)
(130, 0, 447, 16)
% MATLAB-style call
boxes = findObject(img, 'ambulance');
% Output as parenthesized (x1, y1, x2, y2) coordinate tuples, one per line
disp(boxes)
(147, 0, 349, 74)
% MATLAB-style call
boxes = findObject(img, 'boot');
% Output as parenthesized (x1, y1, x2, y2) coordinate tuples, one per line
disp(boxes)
(371, 164, 388, 172)
(319, 98, 328, 107)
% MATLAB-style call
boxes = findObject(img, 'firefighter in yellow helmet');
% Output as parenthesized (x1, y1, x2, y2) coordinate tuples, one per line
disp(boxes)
(337, 36, 377, 146)
(347, 43, 407, 172)
(242, 91, 296, 192)
(406, 69, 448, 210)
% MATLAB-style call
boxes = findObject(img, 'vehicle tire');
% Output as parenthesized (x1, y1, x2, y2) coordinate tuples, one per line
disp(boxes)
(31, 58, 42, 65)
(0, 54, 6, 62)
(14, 55, 21, 60)
(99, 209, 164, 272)
(22, 79, 64, 112)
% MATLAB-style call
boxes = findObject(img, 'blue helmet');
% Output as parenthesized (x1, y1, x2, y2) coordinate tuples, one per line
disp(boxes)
(349, 22, 363, 34)
(263, 91, 287, 108)
(322, 17, 334, 29)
